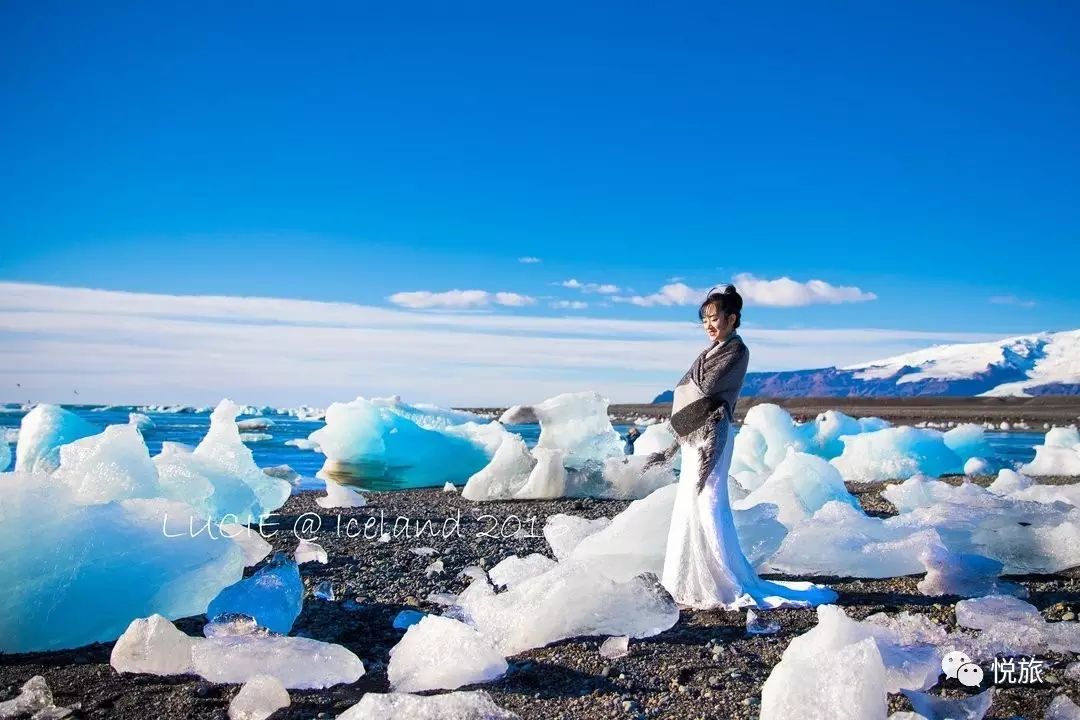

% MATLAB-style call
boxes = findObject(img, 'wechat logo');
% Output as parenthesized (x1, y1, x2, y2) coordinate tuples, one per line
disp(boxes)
(941, 650, 983, 688)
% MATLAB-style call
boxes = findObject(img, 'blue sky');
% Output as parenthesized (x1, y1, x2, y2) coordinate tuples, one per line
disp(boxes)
(1, 2, 1078, 405)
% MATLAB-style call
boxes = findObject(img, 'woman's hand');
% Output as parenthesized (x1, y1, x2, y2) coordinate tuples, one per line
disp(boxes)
(642, 452, 668, 471)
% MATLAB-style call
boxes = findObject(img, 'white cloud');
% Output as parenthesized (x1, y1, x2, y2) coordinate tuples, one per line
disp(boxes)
(387, 289, 536, 309)
(493, 292, 536, 307)
(614, 282, 700, 307)
(0, 282, 1008, 407)
(550, 300, 588, 310)
(616, 274, 876, 308)
(559, 279, 621, 294)
(732, 273, 877, 306)
(518, 256, 542, 264)
(989, 295, 1037, 308)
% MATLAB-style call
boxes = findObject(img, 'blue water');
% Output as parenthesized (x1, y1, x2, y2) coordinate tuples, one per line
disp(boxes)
(0, 405, 1042, 491)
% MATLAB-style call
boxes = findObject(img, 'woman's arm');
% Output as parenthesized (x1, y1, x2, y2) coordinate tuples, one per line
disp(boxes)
(671, 341, 748, 438)
(642, 439, 680, 471)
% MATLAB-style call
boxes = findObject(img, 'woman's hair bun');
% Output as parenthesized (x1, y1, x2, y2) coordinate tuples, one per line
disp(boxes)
(722, 285, 743, 316)
(698, 284, 743, 329)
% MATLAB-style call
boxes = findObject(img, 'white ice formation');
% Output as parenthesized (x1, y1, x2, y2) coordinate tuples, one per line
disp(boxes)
(463, 392, 675, 501)
(111, 614, 364, 689)
(337, 691, 519, 720)
(309, 396, 501, 486)
(1021, 425, 1080, 476)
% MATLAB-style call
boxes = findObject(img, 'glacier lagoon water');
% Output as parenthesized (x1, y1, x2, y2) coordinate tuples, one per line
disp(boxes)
(0, 404, 1041, 492)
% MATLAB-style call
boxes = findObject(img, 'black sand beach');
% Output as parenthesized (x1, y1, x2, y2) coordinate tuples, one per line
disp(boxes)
(464, 396, 1080, 427)
(3, 475, 1078, 720)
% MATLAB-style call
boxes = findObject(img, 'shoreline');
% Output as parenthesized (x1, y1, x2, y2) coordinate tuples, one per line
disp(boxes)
(3, 479, 1078, 719)
(462, 396, 1080, 427)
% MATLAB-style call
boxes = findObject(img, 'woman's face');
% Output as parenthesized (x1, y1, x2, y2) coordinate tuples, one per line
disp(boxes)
(702, 304, 733, 342)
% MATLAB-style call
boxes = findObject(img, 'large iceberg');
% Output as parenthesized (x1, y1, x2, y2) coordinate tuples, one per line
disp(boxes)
(809, 410, 891, 459)
(882, 474, 1080, 574)
(513, 447, 568, 499)
(730, 404, 997, 486)
(52, 423, 161, 504)
(14, 404, 97, 473)
(631, 421, 677, 457)
(830, 426, 965, 483)
(0, 471, 246, 652)
(765, 501, 1018, 597)
(463, 391, 675, 500)
(461, 433, 536, 501)
(0, 399, 299, 652)
(191, 400, 291, 516)
(155, 441, 264, 522)
(731, 404, 889, 490)
(766, 501, 937, 578)
(309, 396, 501, 486)
(733, 451, 860, 528)
(522, 392, 624, 468)
(1021, 425, 1080, 476)
(769, 473, 1080, 582)
(43, 400, 288, 522)
(942, 423, 994, 465)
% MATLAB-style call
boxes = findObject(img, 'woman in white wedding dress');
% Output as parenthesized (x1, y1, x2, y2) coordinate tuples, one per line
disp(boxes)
(646, 285, 837, 610)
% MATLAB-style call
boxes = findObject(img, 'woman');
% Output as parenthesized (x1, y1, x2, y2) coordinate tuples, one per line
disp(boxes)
(647, 285, 837, 610)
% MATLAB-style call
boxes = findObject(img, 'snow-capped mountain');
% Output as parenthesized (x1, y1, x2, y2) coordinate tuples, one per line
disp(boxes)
(652, 330, 1080, 401)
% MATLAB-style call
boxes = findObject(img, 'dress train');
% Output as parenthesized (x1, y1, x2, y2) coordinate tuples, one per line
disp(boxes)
(660, 417, 837, 610)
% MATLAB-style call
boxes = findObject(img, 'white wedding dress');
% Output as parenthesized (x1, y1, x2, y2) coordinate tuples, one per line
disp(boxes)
(661, 414, 837, 610)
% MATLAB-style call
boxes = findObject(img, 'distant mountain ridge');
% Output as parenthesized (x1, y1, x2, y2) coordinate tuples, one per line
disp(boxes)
(651, 329, 1080, 402)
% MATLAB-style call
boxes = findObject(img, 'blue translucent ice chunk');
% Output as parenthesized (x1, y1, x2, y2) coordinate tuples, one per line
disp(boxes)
(393, 610, 426, 630)
(901, 687, 994, 720)
(15, 404, 97, 473)
(207, 551, 303, 634)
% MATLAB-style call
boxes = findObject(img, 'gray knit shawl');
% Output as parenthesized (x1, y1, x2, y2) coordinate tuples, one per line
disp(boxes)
(669, 332, 749, 442)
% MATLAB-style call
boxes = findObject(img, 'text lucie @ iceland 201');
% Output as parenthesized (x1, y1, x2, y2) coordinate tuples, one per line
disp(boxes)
(160, 510, 559, 542)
